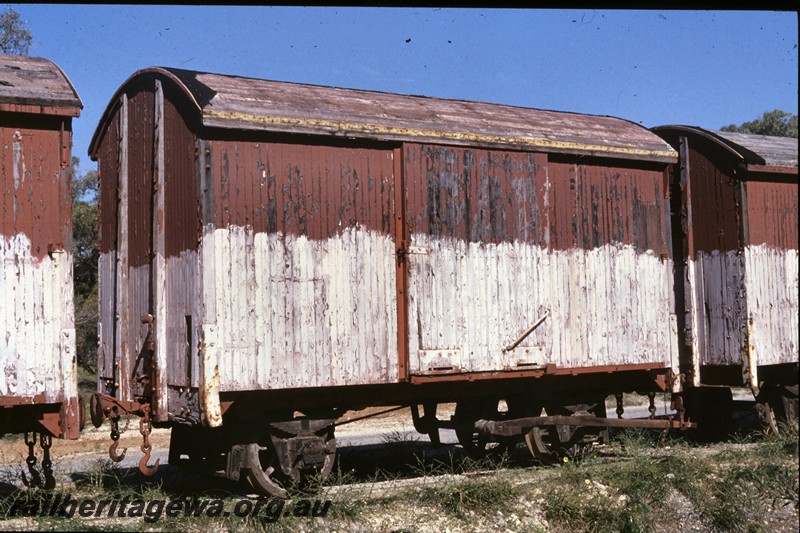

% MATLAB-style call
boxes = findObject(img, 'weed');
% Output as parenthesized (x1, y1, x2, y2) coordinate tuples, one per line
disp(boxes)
(614, 428, 660, 454)
(563, 441, 601, 465)
(542, 480, 650, 533)
(321, 462, 401, 519)
(85, 459, 115, 492)
(704, 475, 754, 531)
(419, 475, 520, 520)
(382, 430, 419, 446)
(757, 420, 799, 460)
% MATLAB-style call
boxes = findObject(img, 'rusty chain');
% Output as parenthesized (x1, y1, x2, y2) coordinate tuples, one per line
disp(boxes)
(20, 432, 55, 490)
(139, 404, 152, 455)
(39, 433, 55, 490)
(21, 432, 42, 489)
(108, 408, 127, 462)
(648, 392, 657, 419)
(138, 403, 159, 476)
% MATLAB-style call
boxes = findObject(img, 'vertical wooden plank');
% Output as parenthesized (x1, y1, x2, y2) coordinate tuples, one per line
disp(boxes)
(115, 94, 130, 400)
(0, 236, 7, 393)
(678, 136, 701, 386)
(253, 232, 268, 387)
(244, 225, 257, 387)
(152, 80, 168, 420)
(59, 123, 78, 405)
(198, 138, 220, 403)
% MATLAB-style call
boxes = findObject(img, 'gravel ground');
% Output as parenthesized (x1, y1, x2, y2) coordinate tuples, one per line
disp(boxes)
(2, 394, 797, 532)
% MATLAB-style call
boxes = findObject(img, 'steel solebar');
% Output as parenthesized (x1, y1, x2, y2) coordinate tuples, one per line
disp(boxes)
(475, 415, 695, 437)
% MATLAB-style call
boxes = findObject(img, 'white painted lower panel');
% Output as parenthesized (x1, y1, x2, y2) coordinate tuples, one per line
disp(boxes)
(202, 225, 399, 391)
(744, 245, 799, 367)
(686, 245, 799, 381)
(407, 237, 675, 372)
(0, 234, 75, 402)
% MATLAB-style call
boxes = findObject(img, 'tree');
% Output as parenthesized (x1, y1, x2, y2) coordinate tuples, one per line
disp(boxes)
(71, 158, 99, 371)
(721, 109, 798, 138)
(0, 7, 32, 55)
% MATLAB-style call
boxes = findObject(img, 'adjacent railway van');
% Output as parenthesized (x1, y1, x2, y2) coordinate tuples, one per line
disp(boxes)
(0, 54, 83, 445)
(654, 126, 798, 432)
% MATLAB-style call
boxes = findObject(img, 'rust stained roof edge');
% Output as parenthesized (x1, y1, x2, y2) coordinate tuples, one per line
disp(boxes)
(0, 55, 83, 112)
(203, 109, 678, 162)
(50, 58, 83, 113)
(90, 66, 677, 162)
(188, 68, 677, 161)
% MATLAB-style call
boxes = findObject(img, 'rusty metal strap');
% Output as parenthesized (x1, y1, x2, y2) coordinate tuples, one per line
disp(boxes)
(90, 392, 147, 428)
(335, 405, 408, 427)
(502, 309, 550, 353)
(476, 415, 695, 437)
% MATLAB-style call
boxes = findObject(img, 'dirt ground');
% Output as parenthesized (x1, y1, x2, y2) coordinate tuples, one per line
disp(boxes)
(1, 399, 798, 532)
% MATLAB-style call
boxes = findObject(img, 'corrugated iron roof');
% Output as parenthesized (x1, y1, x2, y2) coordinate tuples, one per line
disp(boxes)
(653, 125, 798, 169)
(0, 54, 82, 113)
(91, 67, 677, 163)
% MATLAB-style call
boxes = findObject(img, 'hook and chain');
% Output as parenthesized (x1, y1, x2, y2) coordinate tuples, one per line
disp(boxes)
(102, 401, 159, 476)
(96, 314, 159, 476)
(138, 403, 159, 476)
(20, 432, 56, 490)
(108, 408, 128, 462)
(40, 434, 55, 490)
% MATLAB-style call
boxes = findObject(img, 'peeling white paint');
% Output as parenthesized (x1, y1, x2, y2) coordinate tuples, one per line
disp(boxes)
(12, 131, 25, 191)
(743, 245, 799, 369)
(201, 225, 399, 391)
(195, 225, 676, 392)
(685, 250, 748, 368)
(199, 323, 222, 428)
(686, 245, 799, 386)
(407, 237, 676, 373)
(0, 234, 75, 401)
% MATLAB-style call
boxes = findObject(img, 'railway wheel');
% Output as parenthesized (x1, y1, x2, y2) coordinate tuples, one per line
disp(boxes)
(231, 419, 336, 498)
(524, 400, 607, 465)
(524, 418, 560, 465)
(240, 442, 289, 499)
(454, 399, 495, 458)
(455, 397, 534, 458)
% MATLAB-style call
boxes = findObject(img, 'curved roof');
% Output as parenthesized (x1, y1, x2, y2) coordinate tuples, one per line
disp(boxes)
(653, 125, 797, 169)
(0, 54, 82, 113)
(91, 66, 676, 163)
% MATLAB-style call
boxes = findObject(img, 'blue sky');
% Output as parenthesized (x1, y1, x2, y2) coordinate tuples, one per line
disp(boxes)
(13, 5, 799, 173)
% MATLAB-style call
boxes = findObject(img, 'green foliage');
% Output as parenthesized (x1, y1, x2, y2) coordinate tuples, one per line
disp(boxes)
(541, 425, 799, 533)
(0, 7, 32, 55)
(757, 419, 800, 461)
(71, 159, 99, 371)
(721, 109, 799, 138)
(420, 476, 520, 519)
